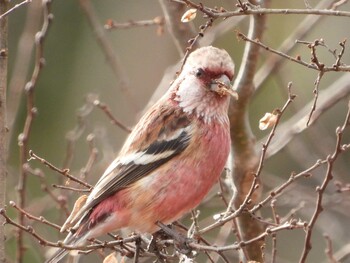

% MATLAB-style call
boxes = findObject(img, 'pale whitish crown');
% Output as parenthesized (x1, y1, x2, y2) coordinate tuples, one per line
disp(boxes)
(183, 46, 235, 79)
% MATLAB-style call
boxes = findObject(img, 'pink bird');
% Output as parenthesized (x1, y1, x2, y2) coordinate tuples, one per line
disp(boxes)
(46, 46, 236, 262)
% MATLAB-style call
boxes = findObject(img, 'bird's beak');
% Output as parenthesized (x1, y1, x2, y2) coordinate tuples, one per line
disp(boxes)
(211, 74, 239, 100)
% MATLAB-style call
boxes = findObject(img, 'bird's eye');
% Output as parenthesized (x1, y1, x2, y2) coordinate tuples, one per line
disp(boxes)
(195, 68, 205, 78)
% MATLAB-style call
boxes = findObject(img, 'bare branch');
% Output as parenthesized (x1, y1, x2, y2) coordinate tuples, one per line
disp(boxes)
(307, 71, 324, 126)
(191, 220, 306, 253)
(9, 201, 61, 230)
(78, 0, 139, 113)
(299, 100, 350, 263)
(334, 180, 350, 193)
(52, 184, 91, 193)
(331, 0, 349, 10)
(158, 0, 198, 56)
(0, 0, 31, 20)
(105, 16, 164, 32)
(16, 1, 53, 261)
(178, 19, 213, 75)
(227, 1, 271, 261)
(79, 134, 99, 182)
(254, 0, 338, 90)
(264, 73, 350, 158)
(7, 0, 41, 135)
(93, 99, 132, 133)
(237, 31, 350, 72)
(324, 234, 339, 263)
(173, 1, 350, 19)
(0, 0, 9, 261)
(28, 150, 93, 189)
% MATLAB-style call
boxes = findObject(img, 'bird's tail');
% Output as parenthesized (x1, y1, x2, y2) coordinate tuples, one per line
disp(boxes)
(44, 231, 87, 263)
(45, 247, 69, 263)
(45, 208, 93, 263)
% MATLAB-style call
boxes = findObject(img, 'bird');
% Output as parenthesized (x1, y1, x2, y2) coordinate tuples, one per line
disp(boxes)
(46, 46, 237, 263)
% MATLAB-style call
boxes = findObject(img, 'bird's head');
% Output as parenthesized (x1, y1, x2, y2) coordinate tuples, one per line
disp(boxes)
(172, 46, 237, 123)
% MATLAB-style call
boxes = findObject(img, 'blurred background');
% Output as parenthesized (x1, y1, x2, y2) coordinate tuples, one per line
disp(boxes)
(5, 0, 350, 262)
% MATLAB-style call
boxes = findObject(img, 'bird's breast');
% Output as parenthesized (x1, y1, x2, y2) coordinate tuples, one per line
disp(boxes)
(127, 120, 231, 231)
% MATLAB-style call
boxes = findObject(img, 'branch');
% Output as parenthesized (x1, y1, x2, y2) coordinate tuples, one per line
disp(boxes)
(178, 18, 213, 75)
(93, 99, 132, 133)
(28, 150, 93, 189)
(250, 159, 327, 214)
(190, 220, 305, 253)
(254, 0, 338, 89)
(7, 1, 41, 136)
(158, 0, 198, 56)
(174, 1, 350, 19)
(0, 0, 30, 19)
(9, 201, 61, 230)
(299, 100, 350, 262)
(0, 207, 139, 253)
(0, 0, 9, 262)
(78, 0, 139, 113)
(105, 16, 164, 32)
(263, 73, 350, 158)
(323, 234, 339, 263)
(16, 1, 53, 261)
(62, 93, 97, 168)
(307, 71, 324, 126)
(225, 0, 270, 261)
(237, 31, 350, 72)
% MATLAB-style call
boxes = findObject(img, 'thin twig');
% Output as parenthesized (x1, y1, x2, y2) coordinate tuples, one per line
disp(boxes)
(333, 39, 347, 69)
(52, 184, 91, 193)
(28, 150, 93, 189)
(23, 164, 71, 216)
(190, 220, 306, 253)
(78, 0, 139, 113)
(263, 73, 350, 158)
(299, 100, 350, 263)
(79, 134, 99, 181)
(9, 201, 61, 230)
(0, 1, 9, 261)
(178, 19, 214, 75)
(93, 100, 131, 133)
(173, 221, 232, 263)
(324, 234, 339, 263)
(254, 0, 334, 90)
(7, 0, 41, 137)
(41, 183, 70, 216)
(174, 0, 350, 19)
(334, 180, 350, 193)
(16, 1, 53, 261)
(105, 16, 164, 31)
(254, 83, 296, 178)
(307, 71, 324, 126)
(0, 0, 31, 20)
(237, 31, 350, 72)
(331, 0, 349, 10)
(0, 207, 141, 252)
(62, 93, 97, 168)
(159, 0, 198, 56)
(250, 159, 327, 214)
(270, 199, 280, 263)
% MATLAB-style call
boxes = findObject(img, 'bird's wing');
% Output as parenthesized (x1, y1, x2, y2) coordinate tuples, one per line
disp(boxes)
(68, 104, 193, 226)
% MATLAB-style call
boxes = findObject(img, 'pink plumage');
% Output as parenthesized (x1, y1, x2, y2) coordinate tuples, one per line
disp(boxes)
(46, 46, 236, 263)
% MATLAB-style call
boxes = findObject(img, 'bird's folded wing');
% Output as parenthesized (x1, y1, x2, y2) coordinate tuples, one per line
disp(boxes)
(68, 106, 193, 227)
